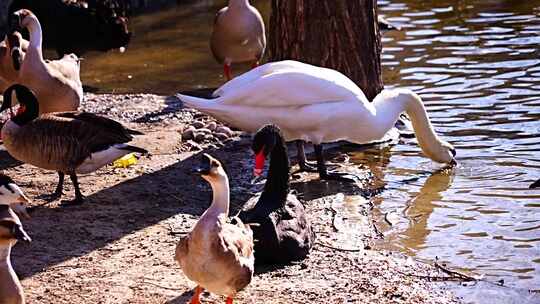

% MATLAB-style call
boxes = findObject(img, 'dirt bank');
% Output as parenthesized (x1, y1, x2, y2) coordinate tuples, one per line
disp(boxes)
(2, 93, 459, 304)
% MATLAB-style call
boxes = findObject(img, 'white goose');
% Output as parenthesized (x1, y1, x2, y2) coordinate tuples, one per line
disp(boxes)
(5, 9, 82, 114)
(177, 60, 456, 180)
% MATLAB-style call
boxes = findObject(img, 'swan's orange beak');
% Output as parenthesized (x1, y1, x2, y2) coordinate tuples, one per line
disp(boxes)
(254, 150, 265, 176)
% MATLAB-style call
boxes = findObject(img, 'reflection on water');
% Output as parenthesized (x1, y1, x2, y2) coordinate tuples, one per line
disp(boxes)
(81, 0, 269, 94)
(79, 0, 539, 302)
(373, 0, 540, 301)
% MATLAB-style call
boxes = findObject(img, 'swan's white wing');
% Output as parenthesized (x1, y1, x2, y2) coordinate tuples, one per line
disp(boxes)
(213, 60, 316, 97)
(213, 63, 365, 107)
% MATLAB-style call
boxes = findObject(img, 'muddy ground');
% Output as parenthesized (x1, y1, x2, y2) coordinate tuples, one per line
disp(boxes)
(1, 93, 460, 304)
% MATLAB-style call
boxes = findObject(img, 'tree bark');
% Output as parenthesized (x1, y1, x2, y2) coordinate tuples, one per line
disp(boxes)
(269, 0, 383, 100)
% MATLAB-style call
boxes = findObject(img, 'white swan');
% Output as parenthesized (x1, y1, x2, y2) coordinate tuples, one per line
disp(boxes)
(178, 60, 456, 180)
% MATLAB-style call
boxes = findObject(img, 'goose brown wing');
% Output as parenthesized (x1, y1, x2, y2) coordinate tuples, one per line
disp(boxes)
(215, 216, 254, 264)
(53, 112, 137, 139)
(19, 112, 137, 168)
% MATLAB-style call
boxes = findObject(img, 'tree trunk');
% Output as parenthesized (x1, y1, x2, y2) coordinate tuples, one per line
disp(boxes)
(269, 0, 383, 100)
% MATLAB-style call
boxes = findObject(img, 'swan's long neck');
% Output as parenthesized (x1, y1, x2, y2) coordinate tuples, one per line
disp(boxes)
(207, 175, 230, 216)
(25, 16, 43, 57)
(373, 90, 443, 157)
(260, 136, 290, 206)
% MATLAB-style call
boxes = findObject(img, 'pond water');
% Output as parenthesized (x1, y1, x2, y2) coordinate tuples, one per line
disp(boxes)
(79, 0, 540, 303)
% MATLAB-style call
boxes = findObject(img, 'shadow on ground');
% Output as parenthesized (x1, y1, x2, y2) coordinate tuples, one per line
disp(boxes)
(0, 149, 22, 171)
(12, 133, 379, 281)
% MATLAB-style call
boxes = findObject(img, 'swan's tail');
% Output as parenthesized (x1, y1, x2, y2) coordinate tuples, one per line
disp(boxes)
(176, 93, 221, 111)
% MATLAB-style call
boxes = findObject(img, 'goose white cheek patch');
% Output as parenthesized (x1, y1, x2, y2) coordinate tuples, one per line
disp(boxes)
(254, 150, 265, 176)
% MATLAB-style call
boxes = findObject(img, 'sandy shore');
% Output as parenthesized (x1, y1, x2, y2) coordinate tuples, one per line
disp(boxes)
(2, 93, 460, 303)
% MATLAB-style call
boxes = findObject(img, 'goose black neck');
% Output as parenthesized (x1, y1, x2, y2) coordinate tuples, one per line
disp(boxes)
(260, 133, 290, 205)
(4, 84, 39, 126)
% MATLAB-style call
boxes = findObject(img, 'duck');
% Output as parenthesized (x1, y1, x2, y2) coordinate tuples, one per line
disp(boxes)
(175, 153, 254, 304)
(211, 0, 266, 81)
(0, 174, 30, 220)
(0, 84, 147, 205)
(177, 60, 456, 182)
(0, 204, 31, 304)
(4, 9, 82, 114)
(238, 124, 314, 264)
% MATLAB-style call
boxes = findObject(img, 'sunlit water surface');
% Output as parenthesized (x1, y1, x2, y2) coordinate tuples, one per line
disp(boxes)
(80, 0, 540, 302)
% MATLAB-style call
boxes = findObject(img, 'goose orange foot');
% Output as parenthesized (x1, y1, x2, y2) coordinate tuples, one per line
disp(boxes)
(189, 286, 203, 304)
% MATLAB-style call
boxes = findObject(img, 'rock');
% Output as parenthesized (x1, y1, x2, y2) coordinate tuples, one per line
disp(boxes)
(192, 121, 205, 129)
(197, 128, 212, 134)
(194, 132, 205, 143)
(185, 140, 201, 151)
(214, 132, 229, 140)
(206, 121, 217, 131)
(216, 126, 233, 137)
(181, 126, 196, 140)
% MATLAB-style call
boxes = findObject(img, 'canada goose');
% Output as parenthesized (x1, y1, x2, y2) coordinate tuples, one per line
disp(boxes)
(175, 154, 254, 304)
(0, 174, 30, 220)
(238, 125, 314, 264)
(177, 60, 457, 182)
(0, 84, 147, 205)
(211, 0, 266, 80)
(6, 9, 82, 114)
(0, 205, 31, 304)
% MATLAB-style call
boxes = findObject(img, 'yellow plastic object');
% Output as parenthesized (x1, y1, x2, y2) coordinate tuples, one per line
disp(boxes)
(113, 153, 138, 168)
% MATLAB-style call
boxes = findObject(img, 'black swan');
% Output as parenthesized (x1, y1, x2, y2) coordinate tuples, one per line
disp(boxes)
(238, 124, 315, 265)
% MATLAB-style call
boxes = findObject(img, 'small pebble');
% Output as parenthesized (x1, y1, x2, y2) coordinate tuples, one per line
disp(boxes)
(194, 133, 205, 142)
(192, 121, 205, 129)
(206, 121, 217, 131)
(187, 140, 202, 151)
(182, 126, 196, 140)
(198, 128, 212, 134)
(214, 132, 229, 140)
(216, 126, 233, 137)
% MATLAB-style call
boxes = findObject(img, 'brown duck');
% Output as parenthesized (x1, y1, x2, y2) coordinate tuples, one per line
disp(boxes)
(175, 154, 254, 304)
(210, 0, 266, 81)
(0, 84, 147, 205)
(0, 204, 31, 304)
